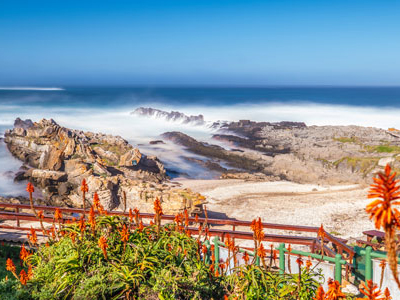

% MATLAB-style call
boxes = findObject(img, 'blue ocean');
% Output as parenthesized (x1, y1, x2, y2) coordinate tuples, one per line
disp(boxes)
(1, 86, 400, 196)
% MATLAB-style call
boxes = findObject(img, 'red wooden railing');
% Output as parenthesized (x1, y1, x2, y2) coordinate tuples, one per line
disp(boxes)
(0, 202, 355, 264)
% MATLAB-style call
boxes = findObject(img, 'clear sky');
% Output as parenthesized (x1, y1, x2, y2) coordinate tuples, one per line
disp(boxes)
(1, 0, 399, 86)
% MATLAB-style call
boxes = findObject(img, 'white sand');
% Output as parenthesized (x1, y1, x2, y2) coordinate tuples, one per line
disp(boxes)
(177, 179, 373, 240)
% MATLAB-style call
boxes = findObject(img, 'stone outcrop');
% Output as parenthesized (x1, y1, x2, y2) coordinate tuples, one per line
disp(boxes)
(164, 121, 400, 185)
(4, 118, 205, 215)
(132, 107, 206, 126)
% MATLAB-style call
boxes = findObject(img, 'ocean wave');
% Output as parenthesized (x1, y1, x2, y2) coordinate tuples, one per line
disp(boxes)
(0, 87, 64, 91)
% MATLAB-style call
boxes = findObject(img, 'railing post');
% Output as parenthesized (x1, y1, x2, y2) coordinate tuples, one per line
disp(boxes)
(15, 207, 20, 227)
(334, 254, 342, 284)
(255, 254, 260, 266)
(365, 246, 373, 281)
(279, 243, 285, 275)
(204, 240, 211, 265)
(213, 236, 220, 272)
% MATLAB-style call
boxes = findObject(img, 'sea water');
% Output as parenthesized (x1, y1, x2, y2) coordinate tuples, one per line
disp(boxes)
(1, 86, 400, 195)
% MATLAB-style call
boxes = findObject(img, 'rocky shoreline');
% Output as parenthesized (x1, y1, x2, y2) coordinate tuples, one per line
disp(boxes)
(164, 119, 400, 184)
(2, 118, 205, 215)
(3, 112, 400, 216)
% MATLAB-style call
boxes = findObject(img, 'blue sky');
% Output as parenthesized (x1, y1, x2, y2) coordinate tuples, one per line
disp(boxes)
(0, 0, 399, 86)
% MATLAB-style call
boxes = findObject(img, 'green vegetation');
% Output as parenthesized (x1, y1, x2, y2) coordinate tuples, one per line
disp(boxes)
(1, 215, 328, 299)
(365, 144, 400, 153)
(333, 136, 358, 143)
(334, 156, 379, 175)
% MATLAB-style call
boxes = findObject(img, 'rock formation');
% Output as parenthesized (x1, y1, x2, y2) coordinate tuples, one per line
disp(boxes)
(132, 107, 206, 126)
(164, 120, 400, 184)
(4, 118, 205, 214)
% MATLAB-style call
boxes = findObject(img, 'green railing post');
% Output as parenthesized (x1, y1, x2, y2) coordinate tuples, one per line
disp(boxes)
(278, 243, 285, 275)
(213, 236, 220, 271)
(255, 255, 260, 266)
(204, 240, 211, 265)
(365, 246, 373, 281)
(334, 254, 342, 284)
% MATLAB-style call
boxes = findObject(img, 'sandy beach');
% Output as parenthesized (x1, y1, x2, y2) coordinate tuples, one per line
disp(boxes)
(177, 179, 373, 240)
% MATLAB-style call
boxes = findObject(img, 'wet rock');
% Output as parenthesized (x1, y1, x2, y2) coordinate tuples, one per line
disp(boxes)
(149, 140, 165, 145)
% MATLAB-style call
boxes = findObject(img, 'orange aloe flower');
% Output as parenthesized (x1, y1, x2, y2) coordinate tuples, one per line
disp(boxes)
(119, 224, 129, 243)
(358, 280, 384, 300)
(326, 279, 346, 300)
(306, 258, 312, 270)
(81, 179, 88, 212)
(243, 251, 250, 264)
(26, 182, 34, 193)
(367, 164, 400, 289)
(98, 236, 108, 259)
(204, 227, 210, 239)
(37, 210, 44, 219)
(133, 208, 139, 224)
(195, 214, 199, 223)
(20, 244, 31, 262)
(313, 286, 325, 300)
(19, 269, 28, 285)
(69, 231, 77, 243)
(154, 198, 163, 216)
(367, 164, 400, 230)
(257, 243, 267, 259)
(174, 213, 182, 226)
(138, 220, 144, 232)
(81, 178, 88, 193)
(215, 268, 219, 277)
(6, 258, 16, 273)
(318, 224, 326, 239)
(383, 288, 392, 300)
(184, 209, 189, 227)
(251, 217, 264, 243)
(93, 192, 100, 210)
(78, 215, 86, 232)
(27, 265, 33, 280)
(54, 208, 62, 221)
(28, 228, 38, 245)
(296, 256, 303, 267)
(201, 245, 208, 256)
(128, 208, 133, 223)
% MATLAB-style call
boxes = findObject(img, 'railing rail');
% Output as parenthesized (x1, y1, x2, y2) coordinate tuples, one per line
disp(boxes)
(0, 202, 352, 262)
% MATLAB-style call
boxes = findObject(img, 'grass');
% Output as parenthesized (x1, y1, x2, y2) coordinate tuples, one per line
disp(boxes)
(333, 137, 358, 143)
(365, 144, 400, 153)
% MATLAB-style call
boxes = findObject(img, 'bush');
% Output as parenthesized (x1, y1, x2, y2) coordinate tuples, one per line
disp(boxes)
(1, 211, 330, 299)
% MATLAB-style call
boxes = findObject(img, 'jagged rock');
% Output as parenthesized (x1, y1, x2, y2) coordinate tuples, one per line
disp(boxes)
(132, 107, 205, 125)
(119, 149, 142, 167)
(14, 118, 33, 130)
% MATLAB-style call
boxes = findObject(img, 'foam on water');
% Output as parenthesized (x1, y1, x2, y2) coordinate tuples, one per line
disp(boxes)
(1, 87, 400, 195)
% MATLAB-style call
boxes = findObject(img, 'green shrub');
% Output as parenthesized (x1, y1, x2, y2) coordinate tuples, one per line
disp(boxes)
(2, 214, 332, 299)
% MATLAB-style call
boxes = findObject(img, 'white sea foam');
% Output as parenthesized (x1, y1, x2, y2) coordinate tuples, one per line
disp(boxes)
(0, 87, 64, 91)
(1, 100, 400, 195)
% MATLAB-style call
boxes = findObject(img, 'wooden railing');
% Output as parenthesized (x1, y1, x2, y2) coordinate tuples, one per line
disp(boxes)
(0, 202, 355, 264)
